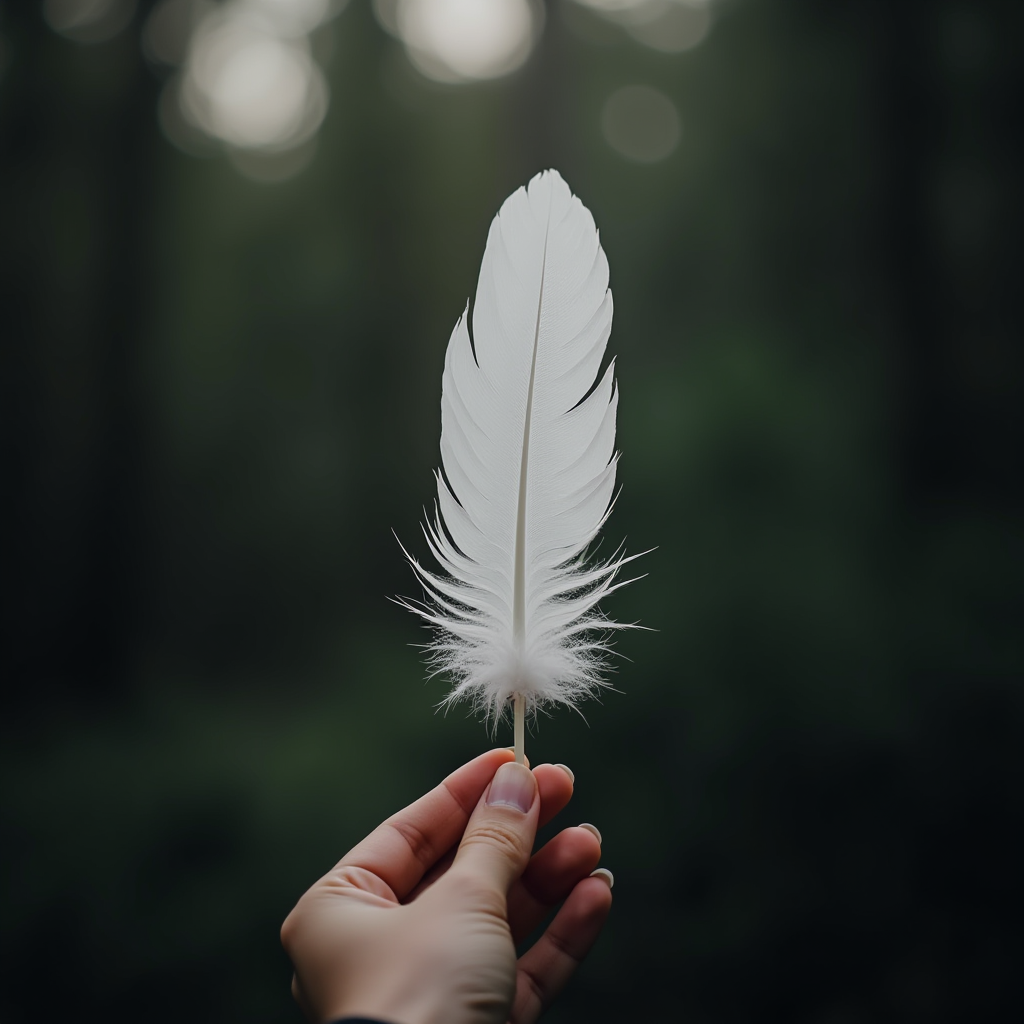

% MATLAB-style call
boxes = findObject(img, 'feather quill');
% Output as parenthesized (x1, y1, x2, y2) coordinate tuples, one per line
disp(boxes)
(400, 170, 641, 760)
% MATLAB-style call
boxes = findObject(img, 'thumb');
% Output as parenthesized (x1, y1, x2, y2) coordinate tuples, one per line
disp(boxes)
(450, 761, 540, 896)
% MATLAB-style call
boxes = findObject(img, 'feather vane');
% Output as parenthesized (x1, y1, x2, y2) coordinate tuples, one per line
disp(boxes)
(402, 170, 639, 725)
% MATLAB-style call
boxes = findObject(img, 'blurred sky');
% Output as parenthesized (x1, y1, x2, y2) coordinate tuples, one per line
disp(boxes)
(2, 2, 1023, 1023)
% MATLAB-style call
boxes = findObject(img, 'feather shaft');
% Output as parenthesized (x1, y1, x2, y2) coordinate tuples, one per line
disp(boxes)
(514, 693, 526, 764)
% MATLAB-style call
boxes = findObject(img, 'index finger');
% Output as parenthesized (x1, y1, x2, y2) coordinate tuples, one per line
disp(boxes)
(333, 747, 515, 900)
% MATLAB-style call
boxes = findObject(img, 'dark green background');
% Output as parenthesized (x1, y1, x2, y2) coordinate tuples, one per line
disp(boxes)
(3, 1, 1022, 1021)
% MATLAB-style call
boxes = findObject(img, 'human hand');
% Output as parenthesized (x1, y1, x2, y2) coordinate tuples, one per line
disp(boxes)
(281, 748, 613, 1024)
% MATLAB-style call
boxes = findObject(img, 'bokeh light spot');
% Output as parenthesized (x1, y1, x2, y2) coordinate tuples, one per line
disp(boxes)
(179, 10, 328, 152)
(601, 85, 680, 163)
(385, 0, 538, 84)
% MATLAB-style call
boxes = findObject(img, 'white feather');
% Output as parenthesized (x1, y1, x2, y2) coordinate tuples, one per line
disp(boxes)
(401, 170, 640, 722)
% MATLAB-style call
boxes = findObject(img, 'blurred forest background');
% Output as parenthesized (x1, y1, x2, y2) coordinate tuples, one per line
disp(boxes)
(2, 0, 1022, 1021)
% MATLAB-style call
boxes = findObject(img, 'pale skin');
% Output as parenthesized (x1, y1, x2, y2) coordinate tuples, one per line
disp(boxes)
(281, 748, 614, 1024)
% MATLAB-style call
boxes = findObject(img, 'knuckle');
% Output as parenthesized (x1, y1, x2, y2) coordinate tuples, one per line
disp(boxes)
(386, 817, 438, 870)
(544, 926, 580, 964)
(463, 821, 529, 860)
(327, 864, 372, 892)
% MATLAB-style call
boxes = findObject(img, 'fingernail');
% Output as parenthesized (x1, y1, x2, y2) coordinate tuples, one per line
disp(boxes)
(487, 762, 536, 813)
(590, 868, 614, 889)
(555, 764, 574, 784)
(578, 822, 602, 844)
